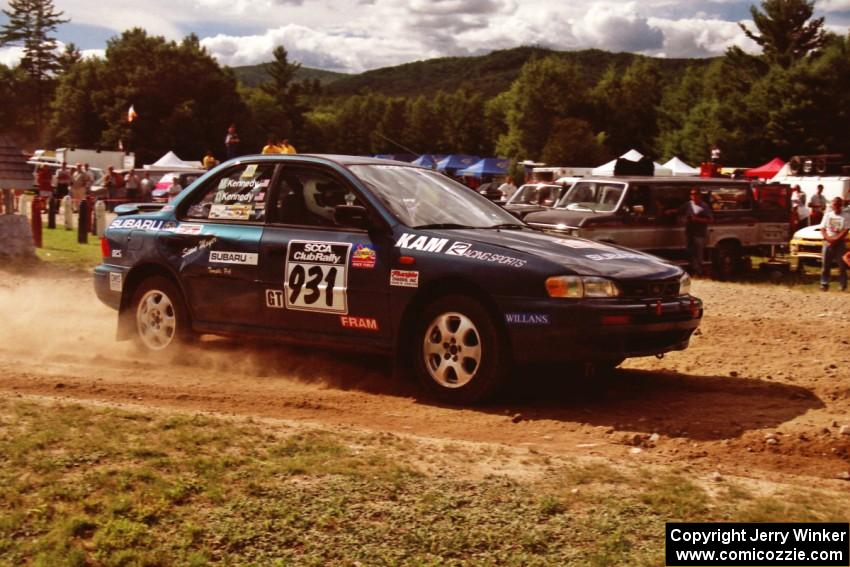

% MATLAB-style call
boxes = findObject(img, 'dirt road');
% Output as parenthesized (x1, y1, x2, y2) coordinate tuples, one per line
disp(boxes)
(1, 269, 849, 488)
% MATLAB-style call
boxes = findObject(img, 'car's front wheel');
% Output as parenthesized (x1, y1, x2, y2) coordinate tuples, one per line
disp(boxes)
(131, 276, 191, 353)
(414, 295, 509, 404)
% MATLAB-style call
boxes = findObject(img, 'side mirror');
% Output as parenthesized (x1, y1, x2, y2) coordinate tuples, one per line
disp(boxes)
(334, 205, 369, 229)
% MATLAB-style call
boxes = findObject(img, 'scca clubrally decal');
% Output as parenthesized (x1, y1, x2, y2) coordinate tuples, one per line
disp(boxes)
(284, 240, 352, 314)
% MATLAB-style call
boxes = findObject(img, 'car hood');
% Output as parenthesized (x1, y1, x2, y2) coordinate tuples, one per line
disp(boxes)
(792, 224, 823, 239)
(523, 208, 605, 227)
(446, 228, 681, 279)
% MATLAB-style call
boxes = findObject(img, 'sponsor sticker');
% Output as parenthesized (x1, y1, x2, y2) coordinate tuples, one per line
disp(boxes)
(209, 250, 259, 265)
(108, 271, 122, 292)
(505, 313, 551, 325)
(111, 249, 122, 258)
(241, 164, 258, 178)
(585, 252, 645, 261)
(285, 241, 352, 314)
(209, 203, 252, 220)
(390, 269, 419, 288)
(182, 237, 217, 259)
(351, 244, 377, 269)
(395, 233, 449, 253)
(174, 223, 203, 235)
(266, 289, 285, 309)
(445, 241, 473, 256)
(340, 316, 379, 331)
(109, 218, 164, 231)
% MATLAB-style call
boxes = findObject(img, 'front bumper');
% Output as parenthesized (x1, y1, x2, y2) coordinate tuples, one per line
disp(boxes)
(93, 264, 126, 310)
(789, 238, 823, 260)
(496, 295, 703, 363)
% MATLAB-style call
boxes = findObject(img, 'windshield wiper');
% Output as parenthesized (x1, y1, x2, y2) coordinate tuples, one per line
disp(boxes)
(483, 223, 523, 230)
(413, 223, 476, 229)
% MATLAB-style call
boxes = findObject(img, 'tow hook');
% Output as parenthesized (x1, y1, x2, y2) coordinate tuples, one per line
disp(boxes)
(655, 353, 665, 360)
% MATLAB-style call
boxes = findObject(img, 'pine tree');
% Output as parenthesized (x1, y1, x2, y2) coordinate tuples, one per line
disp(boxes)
(0, 0, 69, 136)
(739, 0, 826, 67)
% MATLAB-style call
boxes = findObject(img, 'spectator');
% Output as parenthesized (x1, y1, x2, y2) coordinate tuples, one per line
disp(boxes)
(262, 136, 281, 154)
(498, 178, 517, 201)
(678, 188, 714, 277)
(809, 184, 827, 225)
(790, 185, 809, 229)
(82, 163, 95, 196)
(225, 124, 240, 160)
(820, 196, 850, 291)
(203, 150, 218, 170)
(35, 164, 52, 202)
(71, 163, 87, 212)
(280, 138, 296, 154)
(103, 166, 116, 205)
(710, 143, 721, 164)
(140, 172, 154, 202)
(54, 162, 71, 200)
(125, 168, 140, 202)
(167, 176, 183, 201)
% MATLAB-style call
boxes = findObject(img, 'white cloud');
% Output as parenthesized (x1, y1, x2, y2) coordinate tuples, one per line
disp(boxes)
(571, 2, 664, 52)
(649, 17, 759, 57)
(818, 0, 850, 12)
(0, 46, 25, 67)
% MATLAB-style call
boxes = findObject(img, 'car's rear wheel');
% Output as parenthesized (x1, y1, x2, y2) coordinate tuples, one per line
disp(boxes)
(414, 295, 509, 404)
(131, 276, 191, 353)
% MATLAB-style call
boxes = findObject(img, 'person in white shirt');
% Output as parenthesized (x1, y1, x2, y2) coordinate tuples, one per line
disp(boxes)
(790, 185, 809, 229)
(167, 177, 183, 201)
(497, 178, 517, 201)
(820, 197, 850, 291)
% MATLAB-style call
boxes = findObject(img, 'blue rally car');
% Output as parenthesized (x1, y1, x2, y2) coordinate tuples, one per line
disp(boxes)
(94, 155, 703, 403)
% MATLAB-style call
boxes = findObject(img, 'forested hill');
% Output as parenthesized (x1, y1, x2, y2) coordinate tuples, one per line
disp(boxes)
(234, 46, 715, 98)
(232, 64, 348, 87)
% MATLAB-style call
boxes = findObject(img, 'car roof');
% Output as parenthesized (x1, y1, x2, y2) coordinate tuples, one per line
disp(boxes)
(577, 175, 751, 185)
(237, 154, 425, 168)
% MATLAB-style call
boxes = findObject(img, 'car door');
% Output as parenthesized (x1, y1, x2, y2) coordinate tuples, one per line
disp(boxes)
(653, 184, 691, 251)
(160, 161, 276, 328)
(257, 164, 392, 340)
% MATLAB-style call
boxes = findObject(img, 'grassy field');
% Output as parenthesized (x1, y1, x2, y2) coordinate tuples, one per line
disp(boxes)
(34, 227, 102, 272)
(0, 399, 846, 566)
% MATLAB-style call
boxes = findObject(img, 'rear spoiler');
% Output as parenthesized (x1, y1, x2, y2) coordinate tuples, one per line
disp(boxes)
(114, 203, 168, 216)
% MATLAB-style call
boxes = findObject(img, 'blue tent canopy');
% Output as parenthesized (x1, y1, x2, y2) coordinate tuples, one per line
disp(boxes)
(436, 154, 479, 173)
(457, 158, 510, 177)
(411, 154, 437, 168)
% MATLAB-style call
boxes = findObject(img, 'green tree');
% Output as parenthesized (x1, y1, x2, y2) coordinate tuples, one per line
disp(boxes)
(740, 0, 826, 67)
(50, 29, 245, 163)
(259, 46, 311, 146)
(0, 0, 68, 138)
(540, 118, 608, 166)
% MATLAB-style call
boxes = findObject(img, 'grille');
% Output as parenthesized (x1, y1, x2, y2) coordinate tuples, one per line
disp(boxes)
(619, 279, 680, 299)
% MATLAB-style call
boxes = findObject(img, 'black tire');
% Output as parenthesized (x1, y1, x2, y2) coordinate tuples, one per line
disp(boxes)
(414, 294, 510, 404)
(130, 276, 192, 353)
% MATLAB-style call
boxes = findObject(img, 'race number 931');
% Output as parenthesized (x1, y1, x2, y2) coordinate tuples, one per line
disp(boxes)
(284, 241, 351, 314)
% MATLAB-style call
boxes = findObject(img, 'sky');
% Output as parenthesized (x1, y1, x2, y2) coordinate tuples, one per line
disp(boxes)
(1, 0, 849, 73)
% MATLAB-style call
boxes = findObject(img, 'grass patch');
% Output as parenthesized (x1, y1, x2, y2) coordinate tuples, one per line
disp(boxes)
(34, 227, 101, 271)
(0, 399, 847, 566)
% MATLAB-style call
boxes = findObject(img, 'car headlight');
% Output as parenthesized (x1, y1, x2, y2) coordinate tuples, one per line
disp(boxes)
(546, 276, 620, 298)
(679, 273, 691, 296)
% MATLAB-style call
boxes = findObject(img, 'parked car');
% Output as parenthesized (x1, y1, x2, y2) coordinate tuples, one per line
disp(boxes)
(95, 156, 702, 403)
(503, 181, 572, 219)
(151, 172, 204, 202)
(525, 176, 791, 278)
(789, 220, 850, 269)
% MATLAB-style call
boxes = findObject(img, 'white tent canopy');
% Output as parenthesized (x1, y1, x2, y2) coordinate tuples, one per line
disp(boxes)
(662, 156, 700, 176)
(592, 149, 672, 176)
(144, 151, 203, 172)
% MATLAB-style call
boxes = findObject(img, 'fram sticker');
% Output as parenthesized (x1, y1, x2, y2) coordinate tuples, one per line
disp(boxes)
(351, 244, 376, 268)
(395, 233, 448, 253)
(505, 313, 550, 325)
(340, 316, 379, 331)
(390, 269, 419, 288)
(209, 251, 258, 265)
(109, 271, 123, 292)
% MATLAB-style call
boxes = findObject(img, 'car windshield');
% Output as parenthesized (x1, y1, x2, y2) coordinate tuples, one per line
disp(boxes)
(557, 181, 626, 212)
(508, 184, 561, 206)
(350, 165, 523, 229)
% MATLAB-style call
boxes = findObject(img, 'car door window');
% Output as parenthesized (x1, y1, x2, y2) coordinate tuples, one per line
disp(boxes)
(183, 163, 275, 222)
(273, 167, 364, 228)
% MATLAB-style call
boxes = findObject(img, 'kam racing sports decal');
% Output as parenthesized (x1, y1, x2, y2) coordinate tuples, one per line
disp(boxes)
(395, 233, 526, 268)
(285, 241, 352, 314)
